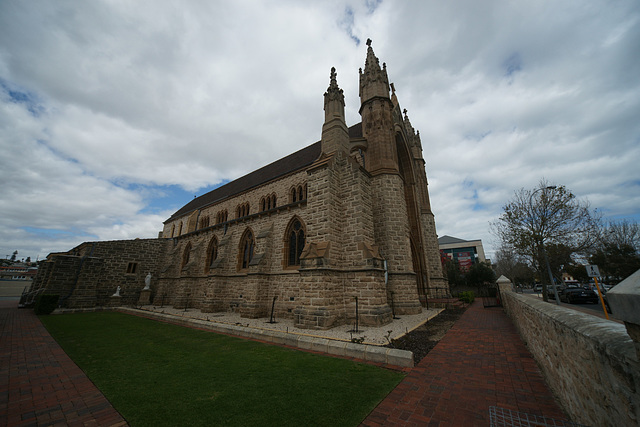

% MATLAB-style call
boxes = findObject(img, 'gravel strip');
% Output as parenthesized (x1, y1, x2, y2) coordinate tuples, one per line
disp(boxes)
(139, 305, 442, 346)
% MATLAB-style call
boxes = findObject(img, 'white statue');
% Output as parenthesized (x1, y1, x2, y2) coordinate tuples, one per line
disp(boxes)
(112, 286, 121, 297)
(143, 272, 152, 290)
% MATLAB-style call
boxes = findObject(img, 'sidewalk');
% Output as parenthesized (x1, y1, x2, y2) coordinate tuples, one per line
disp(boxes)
(361, 300, 570, 426)
(0, 300, 127, 426)
(2, 298, 572, 426)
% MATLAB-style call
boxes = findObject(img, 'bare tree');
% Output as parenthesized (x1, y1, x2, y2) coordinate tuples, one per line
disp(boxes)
(491, 179, 601, 301)
(591, 219, 640, 284)
(494, 244, 535, 286)
(599, 219, 640, 252)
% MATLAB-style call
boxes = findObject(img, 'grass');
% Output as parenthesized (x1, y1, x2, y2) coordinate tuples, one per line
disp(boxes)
(40, 312, 404, 426)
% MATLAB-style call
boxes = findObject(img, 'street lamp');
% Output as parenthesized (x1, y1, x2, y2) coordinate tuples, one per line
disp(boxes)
(530, 186, 560, 305)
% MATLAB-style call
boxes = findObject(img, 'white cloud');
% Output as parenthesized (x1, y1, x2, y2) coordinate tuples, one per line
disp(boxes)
(0, 0, 639, 262)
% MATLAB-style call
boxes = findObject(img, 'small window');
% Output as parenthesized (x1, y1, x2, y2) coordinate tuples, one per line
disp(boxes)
(237, 203, 250, 218)
(216, 210, 228, 224)
(126, 262, 138, 274)
(199, 216, 210, 229)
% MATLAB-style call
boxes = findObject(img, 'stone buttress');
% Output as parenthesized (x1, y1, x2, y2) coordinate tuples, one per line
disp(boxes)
(296, 66, 393, 329)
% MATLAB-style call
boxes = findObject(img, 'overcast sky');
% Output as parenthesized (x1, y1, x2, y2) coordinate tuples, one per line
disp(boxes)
(1, 0, 639, 263)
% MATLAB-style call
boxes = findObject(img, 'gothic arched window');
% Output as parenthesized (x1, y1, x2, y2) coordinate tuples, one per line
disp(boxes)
(286, 217, 305, 267)
(181, 242, 192, 270)
(205, 237, 218, 273)
(239, 229, 255, 270)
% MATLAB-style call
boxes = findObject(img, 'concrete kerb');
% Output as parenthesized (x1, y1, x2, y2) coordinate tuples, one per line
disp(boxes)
(60, 306, 415, 368)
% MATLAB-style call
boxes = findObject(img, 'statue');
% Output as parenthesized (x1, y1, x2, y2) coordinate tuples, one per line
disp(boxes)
(112, 286, 121, 297)
(143, 272, 152, 290)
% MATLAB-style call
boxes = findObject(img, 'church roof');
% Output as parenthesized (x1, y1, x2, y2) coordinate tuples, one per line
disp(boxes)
(166, 122, 363, 222)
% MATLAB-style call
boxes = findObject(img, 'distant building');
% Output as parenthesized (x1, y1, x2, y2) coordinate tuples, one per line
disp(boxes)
(438, 235, 488, 270)
(0, 264, 38, 280)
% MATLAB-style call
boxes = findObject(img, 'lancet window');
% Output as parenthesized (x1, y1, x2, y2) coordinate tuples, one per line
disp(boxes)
(238, 229, 255, 270)
(205, 236, 218, 273)
(216, 210, 228, 224)
(286, 217, 306, 267)
(181, 242, 192, 270)
(236, 203, 250, 218)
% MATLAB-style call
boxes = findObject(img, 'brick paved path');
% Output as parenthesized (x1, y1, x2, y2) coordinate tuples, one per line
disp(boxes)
(361, 301, 569, 426)
(0, 300, 127, 426)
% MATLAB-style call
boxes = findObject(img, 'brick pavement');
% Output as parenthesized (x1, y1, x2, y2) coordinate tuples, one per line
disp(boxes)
(361, 300, 570, 426)
(1, 296, 572, 427)
(0, 300, 127, 426)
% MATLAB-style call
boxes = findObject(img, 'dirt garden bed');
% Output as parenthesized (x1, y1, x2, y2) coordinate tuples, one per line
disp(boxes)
(387, 306, 467, 363)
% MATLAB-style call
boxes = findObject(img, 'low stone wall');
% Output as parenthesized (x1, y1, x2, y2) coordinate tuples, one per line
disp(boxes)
(499, 288, 639, 426)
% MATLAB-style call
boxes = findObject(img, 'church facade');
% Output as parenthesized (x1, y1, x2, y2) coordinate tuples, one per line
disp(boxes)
(30, 42, 447, 329)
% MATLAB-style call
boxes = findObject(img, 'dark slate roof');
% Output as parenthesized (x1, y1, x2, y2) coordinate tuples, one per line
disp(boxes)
(438, 235, 470, 245)
(166, 123, 363, 222)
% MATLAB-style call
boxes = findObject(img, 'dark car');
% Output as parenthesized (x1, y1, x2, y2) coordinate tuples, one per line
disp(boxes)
(558, 285, 599, 304)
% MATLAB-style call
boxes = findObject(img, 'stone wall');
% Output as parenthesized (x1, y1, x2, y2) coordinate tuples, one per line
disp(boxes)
(498, 281, 639, 426)
(32, 239, 171, 308)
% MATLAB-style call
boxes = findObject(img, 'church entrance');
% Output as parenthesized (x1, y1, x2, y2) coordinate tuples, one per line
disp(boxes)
(396, 134, 429, 300)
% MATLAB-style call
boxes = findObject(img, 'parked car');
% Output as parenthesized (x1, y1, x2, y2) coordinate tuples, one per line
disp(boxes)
(533, 284, 543, 293)
(558, 284, 599, 304)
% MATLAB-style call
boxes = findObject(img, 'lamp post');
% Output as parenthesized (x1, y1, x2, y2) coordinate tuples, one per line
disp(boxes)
(530, 186, 560, 305)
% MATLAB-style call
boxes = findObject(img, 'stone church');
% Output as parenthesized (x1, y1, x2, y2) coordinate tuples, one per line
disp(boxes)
(29, 41, 448, 329)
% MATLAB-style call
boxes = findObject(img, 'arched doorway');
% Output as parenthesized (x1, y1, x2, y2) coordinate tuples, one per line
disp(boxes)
(396, 132, 429, 299)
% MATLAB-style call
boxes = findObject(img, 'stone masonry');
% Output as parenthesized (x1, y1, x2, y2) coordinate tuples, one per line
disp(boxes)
(31, 41, 448, 329)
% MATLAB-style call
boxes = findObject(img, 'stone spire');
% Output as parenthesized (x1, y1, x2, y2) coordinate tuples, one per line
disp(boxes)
(403, 108, 423, 152)
(321, 67, 349, 155)
(324, 67, 345, 123)
(359, 39, 390, 108)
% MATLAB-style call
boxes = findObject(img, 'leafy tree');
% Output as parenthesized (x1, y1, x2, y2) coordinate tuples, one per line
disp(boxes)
(590, 244, 640, 285)
(491, 179, 600, 301)
(10, 250, 18, 262)
(466, 262, 496, 291)
(565, 263, 590, 284)
(444, 258, 466, 288)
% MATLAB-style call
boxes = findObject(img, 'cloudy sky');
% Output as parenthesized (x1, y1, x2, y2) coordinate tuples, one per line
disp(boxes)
(1, 0, 639, 262)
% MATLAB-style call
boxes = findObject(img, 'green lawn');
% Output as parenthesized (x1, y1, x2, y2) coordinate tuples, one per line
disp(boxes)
(41, 312, 404, 426)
